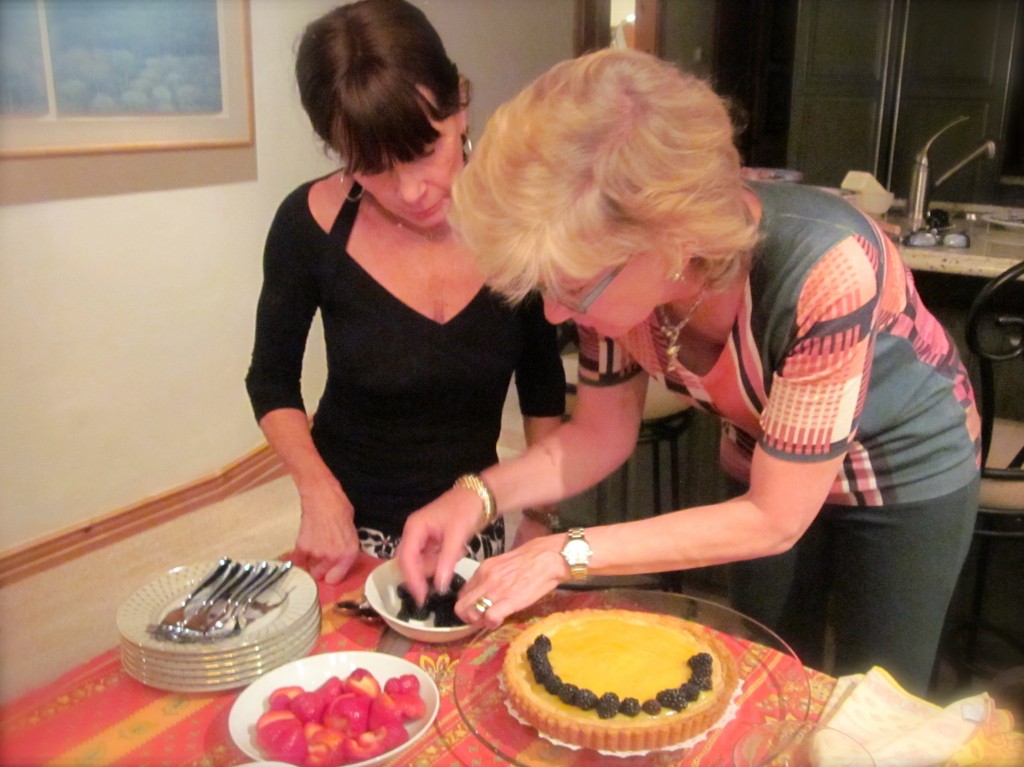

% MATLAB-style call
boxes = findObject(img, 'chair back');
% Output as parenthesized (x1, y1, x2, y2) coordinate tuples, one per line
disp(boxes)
(965, 259, 1024, 479)
(938, 259, 1024, 692)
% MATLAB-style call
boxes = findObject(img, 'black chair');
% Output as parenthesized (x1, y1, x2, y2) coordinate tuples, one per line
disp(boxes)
(947, 258, 1024, 687)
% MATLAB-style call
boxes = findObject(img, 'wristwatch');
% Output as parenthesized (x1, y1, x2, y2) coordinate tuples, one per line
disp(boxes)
(560, 527, 592, 580)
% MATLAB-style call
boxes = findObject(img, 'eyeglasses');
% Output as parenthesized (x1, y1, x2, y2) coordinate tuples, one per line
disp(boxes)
(549, 262, 626, 314)
(904, 229, 971, 248)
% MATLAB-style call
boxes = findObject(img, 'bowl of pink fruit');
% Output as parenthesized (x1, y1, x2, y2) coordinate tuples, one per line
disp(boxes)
(228, 651, 439, 766)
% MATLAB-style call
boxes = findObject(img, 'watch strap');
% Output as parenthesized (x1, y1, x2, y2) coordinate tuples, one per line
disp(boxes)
(562, 527, 591, 580)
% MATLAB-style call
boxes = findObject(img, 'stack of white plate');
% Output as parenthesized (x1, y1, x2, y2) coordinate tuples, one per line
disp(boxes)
(116, 560, 321, 693)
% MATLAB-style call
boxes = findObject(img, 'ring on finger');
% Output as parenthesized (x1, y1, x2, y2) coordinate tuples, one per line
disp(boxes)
(473, 596, 494, 615)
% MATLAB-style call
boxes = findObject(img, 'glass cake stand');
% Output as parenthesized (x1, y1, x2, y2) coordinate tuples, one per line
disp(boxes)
(453, 588, 811, 766)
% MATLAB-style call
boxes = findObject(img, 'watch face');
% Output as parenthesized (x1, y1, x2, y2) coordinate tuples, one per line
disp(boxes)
(562, 538, 591, 564)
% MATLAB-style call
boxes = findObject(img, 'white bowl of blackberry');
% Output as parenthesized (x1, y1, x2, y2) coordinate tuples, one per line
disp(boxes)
(363, 557, 482, 644)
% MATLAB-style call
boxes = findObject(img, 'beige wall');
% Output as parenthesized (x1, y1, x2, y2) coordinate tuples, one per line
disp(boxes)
(0, 0, 573, 552)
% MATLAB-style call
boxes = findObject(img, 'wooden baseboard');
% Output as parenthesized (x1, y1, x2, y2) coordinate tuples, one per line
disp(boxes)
(0, 444, 288, 587)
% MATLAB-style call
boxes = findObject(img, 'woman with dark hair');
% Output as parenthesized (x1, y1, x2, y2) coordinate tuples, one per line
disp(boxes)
(245, 0, 565, 584)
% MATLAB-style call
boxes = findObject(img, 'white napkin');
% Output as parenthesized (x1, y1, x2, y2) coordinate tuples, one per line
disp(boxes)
(817, 666, 989, 767)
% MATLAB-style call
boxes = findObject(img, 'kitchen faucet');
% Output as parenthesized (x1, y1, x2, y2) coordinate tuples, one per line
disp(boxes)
(906, 115, 997, 232)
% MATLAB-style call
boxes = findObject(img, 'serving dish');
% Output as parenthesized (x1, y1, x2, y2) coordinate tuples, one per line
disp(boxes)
(452, 588, 811, 766)
(228, 651, 440, 767)
(982, 212, 1024, 230)
(363, 557, 482, 643)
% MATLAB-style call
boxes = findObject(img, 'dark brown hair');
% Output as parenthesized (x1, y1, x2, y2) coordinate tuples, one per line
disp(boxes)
(295, 0, 464, 174)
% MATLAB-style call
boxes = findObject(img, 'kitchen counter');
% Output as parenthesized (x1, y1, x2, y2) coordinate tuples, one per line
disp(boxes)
(882, 203, 1024, 280)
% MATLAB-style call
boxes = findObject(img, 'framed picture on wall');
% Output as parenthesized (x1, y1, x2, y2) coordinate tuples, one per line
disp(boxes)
(0, 0, 253, 158)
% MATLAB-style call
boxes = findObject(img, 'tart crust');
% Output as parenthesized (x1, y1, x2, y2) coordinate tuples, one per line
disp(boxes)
(502, 608, 738, 752)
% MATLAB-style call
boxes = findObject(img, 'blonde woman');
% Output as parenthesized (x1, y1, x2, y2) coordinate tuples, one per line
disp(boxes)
(397, 49, 979, 694)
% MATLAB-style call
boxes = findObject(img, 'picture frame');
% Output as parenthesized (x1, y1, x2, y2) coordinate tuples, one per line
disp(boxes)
(0, 0, 253, 158)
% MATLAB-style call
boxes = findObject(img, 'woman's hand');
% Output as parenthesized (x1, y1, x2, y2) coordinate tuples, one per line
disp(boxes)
(396, 485, 484, 605)
(454, 535, 568, 628)
(257, 409, 360, 583)
(291, 487, 360, 584)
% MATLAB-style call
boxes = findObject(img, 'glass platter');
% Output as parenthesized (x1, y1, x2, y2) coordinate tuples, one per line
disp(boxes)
(453, 588, 811, 766)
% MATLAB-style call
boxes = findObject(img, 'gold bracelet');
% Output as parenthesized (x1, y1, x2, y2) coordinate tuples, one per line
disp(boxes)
(453, 473, 497, 529)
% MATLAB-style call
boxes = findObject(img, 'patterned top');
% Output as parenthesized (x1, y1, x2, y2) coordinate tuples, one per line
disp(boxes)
(246, 179, 566, 536)
(577, 182, 979, 506)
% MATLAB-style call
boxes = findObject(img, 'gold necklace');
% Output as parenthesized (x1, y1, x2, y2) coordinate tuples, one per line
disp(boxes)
(655, 288, 707, 373)
(366, 190, 449, 243)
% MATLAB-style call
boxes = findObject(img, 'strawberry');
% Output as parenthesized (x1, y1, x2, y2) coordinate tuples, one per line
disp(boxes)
(342, 726, 388, 761)
(289, 690, 328, 724)
(322, 691, 371, 736)
(345, 668, 381, 699)
(267, 684, 305, 711)
(380, 720, 409, 751)
(255, 709, 308, 764)
(316, 675, 345, 704)
(303, 722, 345, 767)
(383, 674, 420, 696)
(367, 691, 404, 729)
(390, 689, 427, 721)
(303, 720, 326, 740)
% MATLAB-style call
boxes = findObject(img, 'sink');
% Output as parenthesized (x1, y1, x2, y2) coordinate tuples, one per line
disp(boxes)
(884, 201, 1024, 238)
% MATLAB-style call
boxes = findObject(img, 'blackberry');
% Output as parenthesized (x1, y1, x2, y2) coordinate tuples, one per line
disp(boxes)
(688, 653, 713, 673)
(399, 582, 433, 620)
(424, 589, 444, 611)
(576, 689, 599, 711)
(395, 584, 418, 621)
(641, 699, 662, 716)
(690, 671, 713, 691)
(526, 643, 546, 665)
(432, 605, 464, 627)
(397, 576, 467, 625)
(531, 662, 554, 686)
(596, 692, 620, 719)
(533, 634, 552, 653)
(543, 674, 564, 696)
(618, 697, 641, 717)
(529, 655, 553, 681)
(656, 688, 689, 711)
(558, 683, 581, 705)
(680, 681, 701, 702)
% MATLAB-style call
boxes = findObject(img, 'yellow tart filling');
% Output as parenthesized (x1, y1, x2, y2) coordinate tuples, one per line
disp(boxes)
(541, 617, 709, 706)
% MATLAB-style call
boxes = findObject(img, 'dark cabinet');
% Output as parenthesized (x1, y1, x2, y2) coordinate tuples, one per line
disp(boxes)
(787, 0, 1018, 203)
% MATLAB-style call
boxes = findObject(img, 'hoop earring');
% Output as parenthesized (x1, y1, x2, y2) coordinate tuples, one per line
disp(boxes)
(462, 134, 473, 162)
(340, 171, 363, 202)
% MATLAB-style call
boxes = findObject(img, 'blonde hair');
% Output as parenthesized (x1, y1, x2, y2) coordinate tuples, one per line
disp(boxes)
(450, 48, 758, 303)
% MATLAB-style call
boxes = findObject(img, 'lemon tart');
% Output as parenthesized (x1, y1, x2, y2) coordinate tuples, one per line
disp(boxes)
(502, 608, 738, 752)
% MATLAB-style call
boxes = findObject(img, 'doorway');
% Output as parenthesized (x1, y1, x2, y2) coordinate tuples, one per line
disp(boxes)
(575, 0, 798, 169)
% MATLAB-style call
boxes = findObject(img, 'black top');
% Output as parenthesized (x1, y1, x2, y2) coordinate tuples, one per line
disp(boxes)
(246, 180, 566, 536)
